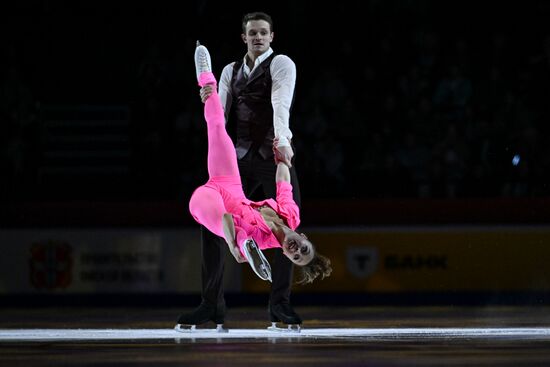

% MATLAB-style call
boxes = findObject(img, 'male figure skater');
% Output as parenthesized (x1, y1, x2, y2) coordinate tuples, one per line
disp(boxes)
(176, 23, 316, 330)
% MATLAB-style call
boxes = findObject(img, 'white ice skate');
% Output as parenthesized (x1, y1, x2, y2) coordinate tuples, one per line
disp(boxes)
(194, 40, 212, 81)
(242, 239, 272, 282)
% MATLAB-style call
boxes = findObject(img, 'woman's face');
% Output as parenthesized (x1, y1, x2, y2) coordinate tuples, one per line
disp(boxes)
(282, 232, 314, 266)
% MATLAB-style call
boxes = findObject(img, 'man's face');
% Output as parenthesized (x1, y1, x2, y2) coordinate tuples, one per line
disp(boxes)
(242, 20, 273, 57)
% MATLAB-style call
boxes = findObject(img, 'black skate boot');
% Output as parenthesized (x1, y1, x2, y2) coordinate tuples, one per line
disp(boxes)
(268, 303, 302, 332)
(174, 301, 228, 333)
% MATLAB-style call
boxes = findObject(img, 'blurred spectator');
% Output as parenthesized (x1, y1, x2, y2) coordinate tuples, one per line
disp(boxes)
(432, 65, 472, 122)
(0, 65, 41, 200)
(5, 2, 550, 201)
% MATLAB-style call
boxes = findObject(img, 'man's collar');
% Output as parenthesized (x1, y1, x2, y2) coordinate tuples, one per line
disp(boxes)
(243, 47, 274, 67)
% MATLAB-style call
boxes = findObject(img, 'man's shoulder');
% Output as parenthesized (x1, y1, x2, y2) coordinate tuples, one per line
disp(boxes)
(221, 62, 237, 78)
(272, 54, 294, 63)
(222, 61, 237, 70)
(271, 54, 296, 73)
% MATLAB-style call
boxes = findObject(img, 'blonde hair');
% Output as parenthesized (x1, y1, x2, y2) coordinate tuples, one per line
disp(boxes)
(296, 252, 332, 285)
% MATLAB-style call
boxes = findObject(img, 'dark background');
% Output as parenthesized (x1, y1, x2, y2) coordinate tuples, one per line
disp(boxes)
(2, 0, 550, 226)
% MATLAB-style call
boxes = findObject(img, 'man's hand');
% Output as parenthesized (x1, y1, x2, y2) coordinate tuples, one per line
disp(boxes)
(200, 85, 214, 103)
(273, 139, 294, 167)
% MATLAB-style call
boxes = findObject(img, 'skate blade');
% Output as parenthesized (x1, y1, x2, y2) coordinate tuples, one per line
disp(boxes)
(267, 322, 301, 333)
(243, 239, 272, 282)
(174, 324, 228, 333)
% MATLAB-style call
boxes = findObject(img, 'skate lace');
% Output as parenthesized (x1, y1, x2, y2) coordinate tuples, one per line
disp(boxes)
(198, 50, 210, 72)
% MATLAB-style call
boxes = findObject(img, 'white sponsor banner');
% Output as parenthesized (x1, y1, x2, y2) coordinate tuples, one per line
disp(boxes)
(0, 229, 241, 294)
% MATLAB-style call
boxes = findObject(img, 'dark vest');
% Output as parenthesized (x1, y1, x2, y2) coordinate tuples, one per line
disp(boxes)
(229, 53, 276, 159)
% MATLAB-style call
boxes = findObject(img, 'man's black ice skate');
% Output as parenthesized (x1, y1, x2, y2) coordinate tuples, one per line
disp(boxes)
(268, 303, 302, 332)
(242, 239, 272, 282)
(174, 301, 228, 333)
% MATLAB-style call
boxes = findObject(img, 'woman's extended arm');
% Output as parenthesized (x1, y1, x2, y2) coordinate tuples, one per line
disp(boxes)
(275, 162, 291, 183)
(222, 213, 246, 263)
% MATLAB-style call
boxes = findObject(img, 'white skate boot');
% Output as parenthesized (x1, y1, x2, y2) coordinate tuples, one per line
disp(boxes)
(194, 40, 212, 82)
(242, 239, 272, 282)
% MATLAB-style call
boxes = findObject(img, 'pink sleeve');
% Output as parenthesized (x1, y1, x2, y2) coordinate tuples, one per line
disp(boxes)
(276, 181, 300, 230)
(232, 215, 260, 257)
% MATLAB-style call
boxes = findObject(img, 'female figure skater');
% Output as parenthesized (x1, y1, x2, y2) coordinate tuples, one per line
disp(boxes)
(190, 42, 332, 287)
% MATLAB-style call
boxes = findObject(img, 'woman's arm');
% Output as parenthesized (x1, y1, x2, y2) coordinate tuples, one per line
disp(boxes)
(222, 213, 246, 263)
(275, 162, 291, 183)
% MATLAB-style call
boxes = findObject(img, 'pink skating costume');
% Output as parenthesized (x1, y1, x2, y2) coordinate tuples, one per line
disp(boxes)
(188, 71, 300, 256)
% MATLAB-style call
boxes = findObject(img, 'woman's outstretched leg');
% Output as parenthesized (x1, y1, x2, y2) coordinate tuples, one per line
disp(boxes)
(195, 44, 239, 179)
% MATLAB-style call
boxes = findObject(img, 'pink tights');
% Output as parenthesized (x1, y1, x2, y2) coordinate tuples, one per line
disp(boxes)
(188, 72, 244, 238)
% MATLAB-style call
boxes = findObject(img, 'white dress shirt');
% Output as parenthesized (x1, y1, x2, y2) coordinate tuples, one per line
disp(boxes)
(218, 48, 296, 147)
